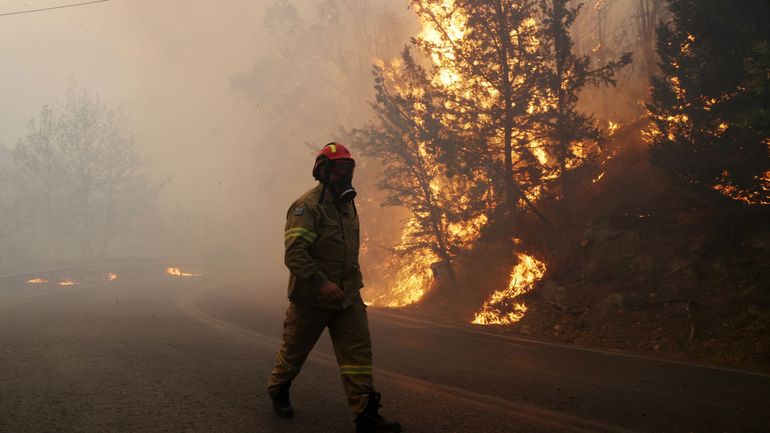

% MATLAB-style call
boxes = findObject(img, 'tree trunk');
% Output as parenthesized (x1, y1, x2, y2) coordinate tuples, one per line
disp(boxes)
(495, 0, 519, 228)
(554, 0, 572, 215)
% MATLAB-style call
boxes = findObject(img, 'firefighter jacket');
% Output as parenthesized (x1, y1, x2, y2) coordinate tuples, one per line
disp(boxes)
(284, 184, 363, 309)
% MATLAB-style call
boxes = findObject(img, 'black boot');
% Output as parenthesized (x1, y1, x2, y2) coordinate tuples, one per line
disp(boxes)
(354, 393, 402, 433)
(269, 382, 294, 418)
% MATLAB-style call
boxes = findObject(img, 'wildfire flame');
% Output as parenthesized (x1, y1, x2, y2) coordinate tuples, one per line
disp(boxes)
(712, 168, 770, 205)
(371, 250, 438, 307)
(57, 279, 79, 286)
(643, 36, 769, 205)
(27, 278, 48, 284)
(166, 267, 202, 277)
(368, 2, 584, 312)
(416, 0, 466, 88)
(365, 217, 439, 307)
(472, 253, 546, 325)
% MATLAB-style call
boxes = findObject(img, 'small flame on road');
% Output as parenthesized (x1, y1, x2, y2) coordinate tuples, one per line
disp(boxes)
(166, 267, 202, 277)
(105, 272, 118, 281)
(27, 278, 48, 284)
(57, 279, 79, 286)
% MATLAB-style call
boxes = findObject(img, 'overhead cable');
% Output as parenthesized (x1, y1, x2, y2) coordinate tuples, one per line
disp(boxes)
(0, 0, 112, 18)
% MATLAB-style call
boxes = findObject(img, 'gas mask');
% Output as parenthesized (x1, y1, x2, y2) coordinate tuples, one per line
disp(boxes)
(321, 160, 357, 204)
(330, 172, 357, 203)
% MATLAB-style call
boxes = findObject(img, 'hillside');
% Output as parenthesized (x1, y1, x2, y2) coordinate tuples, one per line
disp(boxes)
(414, 121, 770, 371)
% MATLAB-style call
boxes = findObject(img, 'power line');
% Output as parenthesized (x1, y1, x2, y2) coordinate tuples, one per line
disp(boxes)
(0, 0, 112, 18)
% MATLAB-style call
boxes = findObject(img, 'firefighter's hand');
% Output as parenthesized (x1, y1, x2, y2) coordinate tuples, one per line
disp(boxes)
(320, 281, 345, 301)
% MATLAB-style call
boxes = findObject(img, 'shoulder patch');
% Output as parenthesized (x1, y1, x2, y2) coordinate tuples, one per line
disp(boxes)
(293, 207, 305, 216)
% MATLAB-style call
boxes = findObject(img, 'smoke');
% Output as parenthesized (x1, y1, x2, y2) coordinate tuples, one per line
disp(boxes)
(0, 0, 654, 290)
(0, 0, 418, 287)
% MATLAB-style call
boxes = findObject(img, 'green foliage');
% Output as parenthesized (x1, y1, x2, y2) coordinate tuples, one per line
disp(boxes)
(647, 0, 770, 204)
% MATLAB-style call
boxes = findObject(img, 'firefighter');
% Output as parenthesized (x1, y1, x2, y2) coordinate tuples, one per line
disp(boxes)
(267, 143, 402, 433)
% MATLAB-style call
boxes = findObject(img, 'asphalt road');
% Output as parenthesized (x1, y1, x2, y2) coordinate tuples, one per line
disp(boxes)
(0, 265, 767, 433)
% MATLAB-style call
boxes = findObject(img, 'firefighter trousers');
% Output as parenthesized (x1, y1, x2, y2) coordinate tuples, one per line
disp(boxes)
(267, 298, 376, 415)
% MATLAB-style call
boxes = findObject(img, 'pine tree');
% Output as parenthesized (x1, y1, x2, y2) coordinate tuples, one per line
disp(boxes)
(646, 0, 770, 205)
(410, 0, 549, 225)
(536, 0, 631, 210)
(356, 49, 492, 292)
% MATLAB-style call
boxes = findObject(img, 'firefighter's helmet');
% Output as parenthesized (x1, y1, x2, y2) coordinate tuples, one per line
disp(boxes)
(313, 142, 355, 180)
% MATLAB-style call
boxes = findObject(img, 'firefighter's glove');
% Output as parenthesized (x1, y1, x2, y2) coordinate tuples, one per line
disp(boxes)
(320, 281, 345, 301)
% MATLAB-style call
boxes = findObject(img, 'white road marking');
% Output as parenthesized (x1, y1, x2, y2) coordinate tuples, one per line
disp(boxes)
(26, 291, 53, 298)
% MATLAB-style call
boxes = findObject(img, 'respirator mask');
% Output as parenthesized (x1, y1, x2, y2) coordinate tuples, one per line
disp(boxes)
(324, 161, 357, 204)
(312, 143, 358, 205)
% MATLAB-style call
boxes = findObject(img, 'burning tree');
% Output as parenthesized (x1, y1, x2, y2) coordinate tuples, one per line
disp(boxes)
(410, 0, 548, 224)
(353, 0, 629, 313)
(646, 0, 770, 205)
(356, 49, 492, 302)
(536, 0, 631, 211)
(409, 0, 629, 225)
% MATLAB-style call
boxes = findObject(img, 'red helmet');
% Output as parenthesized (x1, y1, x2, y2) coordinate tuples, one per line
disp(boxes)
(312, 142, 355, 180)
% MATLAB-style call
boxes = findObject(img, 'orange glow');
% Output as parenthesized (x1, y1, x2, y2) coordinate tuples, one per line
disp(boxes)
(367, 1, 570, 315)
(105, 272, 118, 281)
(472, 252, 546, 325)
(717, 122, 729, 135)
(713, 168, 770, 205)
(27, 278, 48, 284)
(166, 267, 202, 277)
(365, 217, 438, 307)
(680, 34, 696, 55)
(57, 279, 78, 286)
(416, 0, 466, 88)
